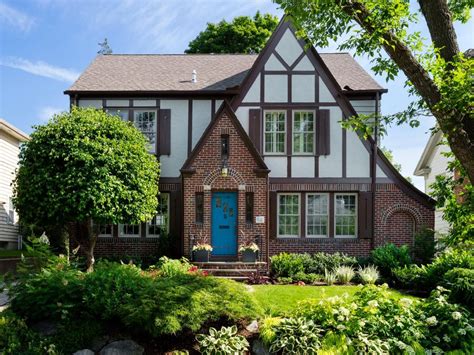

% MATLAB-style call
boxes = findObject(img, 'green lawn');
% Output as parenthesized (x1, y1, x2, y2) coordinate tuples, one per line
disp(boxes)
(250, 284, 417, 316)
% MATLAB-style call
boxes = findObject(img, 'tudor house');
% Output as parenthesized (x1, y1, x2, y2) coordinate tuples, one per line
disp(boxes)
(65, 18, 435, 260)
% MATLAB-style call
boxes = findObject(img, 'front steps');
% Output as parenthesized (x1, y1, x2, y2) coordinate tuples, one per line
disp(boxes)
(192, 261, 268, 281)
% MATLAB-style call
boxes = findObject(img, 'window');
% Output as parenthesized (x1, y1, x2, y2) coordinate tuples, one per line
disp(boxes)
(119, 224, 140, 237)
(134, 110, 157, 153)
(306, 194, 329, 237)
(277, 193, 300, 238)
(107, 109, 129, 122)
(221, 135, 229, 160)
(264, 111, 286, 154)
(92, 221, 113, 237)
(245, 192, 254, 224)
(293, 111, 315, 154)
(148, 193, 169, 237)
(195, 193, 204, 224)
(335, 194, 357, 238)
(7, 197, 14, 224)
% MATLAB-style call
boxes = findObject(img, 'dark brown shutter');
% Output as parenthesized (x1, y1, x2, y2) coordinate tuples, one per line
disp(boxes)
(158, 109, 171, 155)
(169, 189, 182, 258)
(269, 191, 277, 238)
(249, 108, 262, 153)
(316, 109, 330, 156)
(358, 192, 373, 239)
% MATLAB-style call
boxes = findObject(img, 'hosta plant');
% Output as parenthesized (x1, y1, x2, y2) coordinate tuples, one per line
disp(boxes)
(268, 317, 322, 354)
(196, 325, 249, 355)
(335, 265, 355, 284)
(357, 265, 380, 285)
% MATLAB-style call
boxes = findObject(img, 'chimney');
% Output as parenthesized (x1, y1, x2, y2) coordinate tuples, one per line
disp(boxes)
(192, 70, 197, 83)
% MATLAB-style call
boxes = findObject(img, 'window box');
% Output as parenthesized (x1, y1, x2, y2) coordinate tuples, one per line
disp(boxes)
(194, 249, 210, 262)
(242, 249, 257, 263)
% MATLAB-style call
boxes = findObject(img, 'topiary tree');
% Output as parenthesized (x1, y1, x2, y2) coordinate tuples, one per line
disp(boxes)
(13, 107, 159, 271)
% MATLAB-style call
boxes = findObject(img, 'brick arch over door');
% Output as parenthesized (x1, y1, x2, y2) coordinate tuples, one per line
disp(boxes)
(203, 167, 246, 186)
(380, 204, 422, 247)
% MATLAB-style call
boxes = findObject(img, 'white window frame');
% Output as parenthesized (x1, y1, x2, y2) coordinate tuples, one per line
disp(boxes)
(334, 193, 358, 238)
(119, 223, 141, 238)
(133, 110, 157, 154)
(106, 108, 129, 122)
(147, 193, 170, 238)
(292, 110, 315, 155)
(91, 220, 113, 238)
(264, 110, 286, 155)
(277, 193, 300, 238)
(306, 193, 329, 238)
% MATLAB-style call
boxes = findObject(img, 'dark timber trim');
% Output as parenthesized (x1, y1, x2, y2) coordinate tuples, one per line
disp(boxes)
(187, 100, 193, 156)
(342, 114, 347, 178)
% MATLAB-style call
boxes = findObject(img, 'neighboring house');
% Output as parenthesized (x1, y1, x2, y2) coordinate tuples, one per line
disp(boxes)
(65, 17, 434, 260)
(0, 119, 29, 249)
(414, 130, 451, 234)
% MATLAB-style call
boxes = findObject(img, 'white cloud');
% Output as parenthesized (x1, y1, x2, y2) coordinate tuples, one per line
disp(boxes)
(38, 106, 64, 122)
(0, 2, 35, 32)
(0, 57, 79, 83)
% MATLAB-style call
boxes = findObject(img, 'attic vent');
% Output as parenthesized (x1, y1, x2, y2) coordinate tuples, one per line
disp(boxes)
(192, 70, 197, 83)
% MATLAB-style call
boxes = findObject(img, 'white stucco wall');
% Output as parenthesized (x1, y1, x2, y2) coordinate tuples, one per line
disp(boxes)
(319, 77, 336, 103)
(78, 99, 102, 108)
(265, 156, 287, 177)
(243, 74, 261, 103)
(292, 157, 315, 177)
(294, 55, 314, 70)
(292, 74, 315, 102)
(133, 99, 156, 107)
(319, 107, 343, 177)
(264, 75, 288, 102)
(106, 99, 129, 107)
(159, 100, 188, 177)
(192, 100, 212, 148)
(346, 130, 370, 177)
(235, 106, 259, 133)
(275, 28, 303, 67)
(265, 54, 286, 71)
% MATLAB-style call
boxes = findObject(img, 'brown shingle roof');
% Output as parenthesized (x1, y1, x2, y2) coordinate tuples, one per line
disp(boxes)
(66, 53, 384, 93)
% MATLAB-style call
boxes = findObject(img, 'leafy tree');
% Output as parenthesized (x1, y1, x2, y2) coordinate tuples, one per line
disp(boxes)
(98, 38, 112, 55)
(380, 146, 412, 183)
(13, 108, 159, 271)
(186, 12, 279, 54)
(275, 0, 474, 183)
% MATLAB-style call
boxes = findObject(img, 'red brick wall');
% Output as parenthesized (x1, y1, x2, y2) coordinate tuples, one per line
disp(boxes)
(182, 112, 268, 260)
(94, 237, 160, 257)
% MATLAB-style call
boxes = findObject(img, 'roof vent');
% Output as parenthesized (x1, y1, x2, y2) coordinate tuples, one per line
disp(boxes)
(192, 70, 197, 83)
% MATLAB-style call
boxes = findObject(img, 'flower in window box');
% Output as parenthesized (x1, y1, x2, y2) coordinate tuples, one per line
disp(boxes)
(192, 243, 213, 252)
(238, 242, 260, 253)
(192, 243, 212, 263)
(239, 242, 259, 263)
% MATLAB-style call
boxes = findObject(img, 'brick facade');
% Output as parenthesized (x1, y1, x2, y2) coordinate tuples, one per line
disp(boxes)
(182, 109, 268, 260)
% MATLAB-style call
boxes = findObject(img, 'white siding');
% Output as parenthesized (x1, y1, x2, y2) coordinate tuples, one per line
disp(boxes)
(292, 157, 314, 177)
(265, 157, 287, 177)
(0, 131, 20, 245)
(292, 74, 315, 102)
(319, 77, 336, 103)
(319, 107, 343, 177)
(192, 100, 212, 148)
(242, 74, 261, 103)
(264, 75, 288, 102)
(346, 130, 370, 177)
(159, 100, 188, 177)
(275, 28, 303, 67)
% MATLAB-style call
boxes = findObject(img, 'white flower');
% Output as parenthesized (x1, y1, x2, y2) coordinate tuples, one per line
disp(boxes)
(336, 324, 346, 331)
(368, 300, 379, 308)
(432, 335, 440, 343)
(400, 298, 413, 307)
(358, 320, 366, 328)
(458, 328, 466, 335)
(339, 307, 350, 316)
(337, 315, 345, 322)
(38, 233, 50, 245)
(452, 311, 462, 320)
(443, 335, 451, 343)
(426, 316, 438, 326)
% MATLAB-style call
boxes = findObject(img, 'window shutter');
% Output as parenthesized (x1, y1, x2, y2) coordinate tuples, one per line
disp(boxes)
(249, 109, 262, 153)
(158, 109, 171, 155)
(316, 109, 330, 156)
(269, 191, 277, 238)
(358, 192, 373, 239)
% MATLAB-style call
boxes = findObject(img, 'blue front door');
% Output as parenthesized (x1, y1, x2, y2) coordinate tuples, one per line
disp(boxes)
(211, 192, 238, 256)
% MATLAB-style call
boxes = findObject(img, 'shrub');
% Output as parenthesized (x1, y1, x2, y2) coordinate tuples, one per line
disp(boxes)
(270, 253, 305, 278)
(442, 268, 474, 309)
(306, 252, 357, 275)
(50, 318, 102, 354)
(293, 272, 322, 284)
(413, 228, 436, 264)
(196, 325, 249, 354)
(324, 270, 337, 285)
(155, 256, 192, 277)
(370, 243, 412, 278)
(267, 317, 322, 354)
(357, 265, 380, 285)
(334, 265, 355, 284)
(276, 276, 293, 284)
(393, 264, 429, 290)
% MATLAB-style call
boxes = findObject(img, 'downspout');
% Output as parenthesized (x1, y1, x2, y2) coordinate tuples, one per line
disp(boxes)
(371, 92, 380, 249)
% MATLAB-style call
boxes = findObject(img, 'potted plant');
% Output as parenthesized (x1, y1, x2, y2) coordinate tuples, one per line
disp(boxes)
(193, 243, 213, 262)
(239, 242, 259, 262)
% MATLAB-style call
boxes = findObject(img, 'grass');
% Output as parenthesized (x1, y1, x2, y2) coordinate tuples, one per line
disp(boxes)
(250, 284, 417, 316)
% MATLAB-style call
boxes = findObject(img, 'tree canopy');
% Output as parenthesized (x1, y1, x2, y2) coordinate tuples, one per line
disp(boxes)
(186, 12, 279, 54)
(275, 0, 474, 184)
(14, 107, 159, 270)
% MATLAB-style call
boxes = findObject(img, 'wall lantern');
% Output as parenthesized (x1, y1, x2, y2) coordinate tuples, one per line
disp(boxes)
(221, 160, 229, 177)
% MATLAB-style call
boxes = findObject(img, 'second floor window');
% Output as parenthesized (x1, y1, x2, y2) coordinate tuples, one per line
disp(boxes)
(107, 109, 129, 122)
(293, 111, 315, 154)
(134, 110, 157, 153)
(264, 111, 286, 154)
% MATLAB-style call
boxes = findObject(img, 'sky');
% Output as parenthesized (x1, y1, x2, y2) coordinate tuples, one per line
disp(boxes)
(0, 0, 473, 191)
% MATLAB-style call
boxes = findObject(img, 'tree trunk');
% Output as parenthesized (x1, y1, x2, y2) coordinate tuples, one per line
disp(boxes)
(74, 219, 98, 272)
(340, 1, 474, 183)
